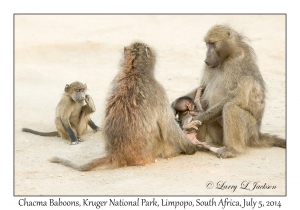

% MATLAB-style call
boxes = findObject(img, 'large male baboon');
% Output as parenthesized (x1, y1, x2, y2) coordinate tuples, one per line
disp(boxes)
(178, 24, 286, 158)
(22, 81, 100, 145)
(50, 42, 215, 171)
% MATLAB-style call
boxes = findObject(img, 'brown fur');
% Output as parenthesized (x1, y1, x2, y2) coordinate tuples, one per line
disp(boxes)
(180, 25, 286, 158)
(22, 81, 100, 145)
(50, 42, 199, 171)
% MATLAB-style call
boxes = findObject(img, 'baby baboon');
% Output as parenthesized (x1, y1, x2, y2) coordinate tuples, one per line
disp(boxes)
(50, 42, 219, 171)
(179, 24, 286, 158)
(172, 86, 204, 129)
(22, 81, 100, 145)
(172, 86, 219, 153)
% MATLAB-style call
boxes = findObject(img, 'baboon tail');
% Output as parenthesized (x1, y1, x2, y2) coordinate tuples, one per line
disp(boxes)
(258, 133, 286, 148)
(22, 128, 59, 137)
(49, 155, 115, 171)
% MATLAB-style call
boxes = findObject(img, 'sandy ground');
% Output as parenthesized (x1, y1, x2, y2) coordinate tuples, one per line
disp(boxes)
(14, 15, 286, 196)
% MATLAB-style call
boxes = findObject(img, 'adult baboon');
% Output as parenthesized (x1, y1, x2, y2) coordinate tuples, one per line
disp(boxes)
(22, 81, 100, 145)
(50, 42, 219, 171)
(179, 24, 286, 158)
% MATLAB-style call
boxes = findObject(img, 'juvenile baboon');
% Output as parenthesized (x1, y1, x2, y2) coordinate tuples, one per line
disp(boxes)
(179, 24, 286, 158)
(50, 42, 219, 171)
(172, 86, 204, 129)
(22, 81, 100, 145)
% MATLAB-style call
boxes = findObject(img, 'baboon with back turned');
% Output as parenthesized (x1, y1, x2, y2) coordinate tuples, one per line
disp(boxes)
(22, 81, 100, 145)
(179, 24, 286, 158)
(50, 42, 211, 171)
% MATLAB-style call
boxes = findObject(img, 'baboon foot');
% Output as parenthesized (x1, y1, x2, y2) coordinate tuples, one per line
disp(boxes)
(196, 142, 220, 154)
(183, 131, 219, 154)
(217, 147, 237, 158)
(207, 145, 220, 154)
(196, 141, 207, 148)
(123, 159, 143, 167)
(131, 158, 153, 166)
(182, 120, 201, 131)
(70, 141, 78, 145)
(134, 159, 144, 165)
(85, 95, 96, 112)
(77, 137, 84, 142)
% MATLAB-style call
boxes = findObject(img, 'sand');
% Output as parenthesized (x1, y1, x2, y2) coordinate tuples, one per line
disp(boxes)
(14, 15, 285, 196)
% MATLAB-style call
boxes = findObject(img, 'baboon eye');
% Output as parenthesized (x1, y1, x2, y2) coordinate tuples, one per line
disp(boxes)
(206, 42, 215, 48)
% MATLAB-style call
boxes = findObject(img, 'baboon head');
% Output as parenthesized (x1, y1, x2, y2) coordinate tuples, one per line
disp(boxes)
(204, 25, 238, 68)
(123, 42, 156, 73)
(65, 81, 87, 102)
(172, 96, 195, 112)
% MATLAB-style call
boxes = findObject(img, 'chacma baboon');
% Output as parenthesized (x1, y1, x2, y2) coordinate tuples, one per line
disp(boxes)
(49, 42, 219, 171)
(172, 86, 204, 129)
(22, 81, 100, 145)
(171, 86, 219, 153)
(178, 24, 286, 158)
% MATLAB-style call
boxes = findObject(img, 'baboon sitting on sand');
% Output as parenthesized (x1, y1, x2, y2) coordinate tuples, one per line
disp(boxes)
(176, 24, 286, 158)
(22, 81, 100, 145)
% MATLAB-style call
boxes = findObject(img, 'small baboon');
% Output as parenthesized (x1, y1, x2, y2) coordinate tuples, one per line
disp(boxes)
(172, 86, 204, 129)
(178, 24, 286, 158)
(50, 42, 219, 171)
(172, 86, 219, 153)
(22, 81, 100, 145)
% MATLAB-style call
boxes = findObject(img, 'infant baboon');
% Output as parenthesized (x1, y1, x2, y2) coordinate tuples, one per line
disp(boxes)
(50, 42, 219, 171)
(178, 24, 286, 158)
(172, 86, 219, 153)
(22, 81, 100, 145)
(172, 86, 204, 130)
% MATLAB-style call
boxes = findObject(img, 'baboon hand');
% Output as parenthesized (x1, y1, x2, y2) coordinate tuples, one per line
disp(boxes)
(85, 94, 96, 111)
(93, 126, 101, 133)
(182, 120, 202, 130)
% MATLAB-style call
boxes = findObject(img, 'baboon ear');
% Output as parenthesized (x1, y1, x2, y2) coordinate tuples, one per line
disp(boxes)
(145, 47, 150, 58)
(65, 84, 70, 92)
(124, 47, 131, 56)
(84, 83, 87, 90)
(228, 30, 232, 38)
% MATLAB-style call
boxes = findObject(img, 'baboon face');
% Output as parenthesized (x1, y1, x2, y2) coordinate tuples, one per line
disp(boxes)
(205, 42, 220, 68)
(65, 82, 87, 102)
(173, 97, 195, 112)
(70, 88, 86, 102)
(204, 25, 233, 68)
